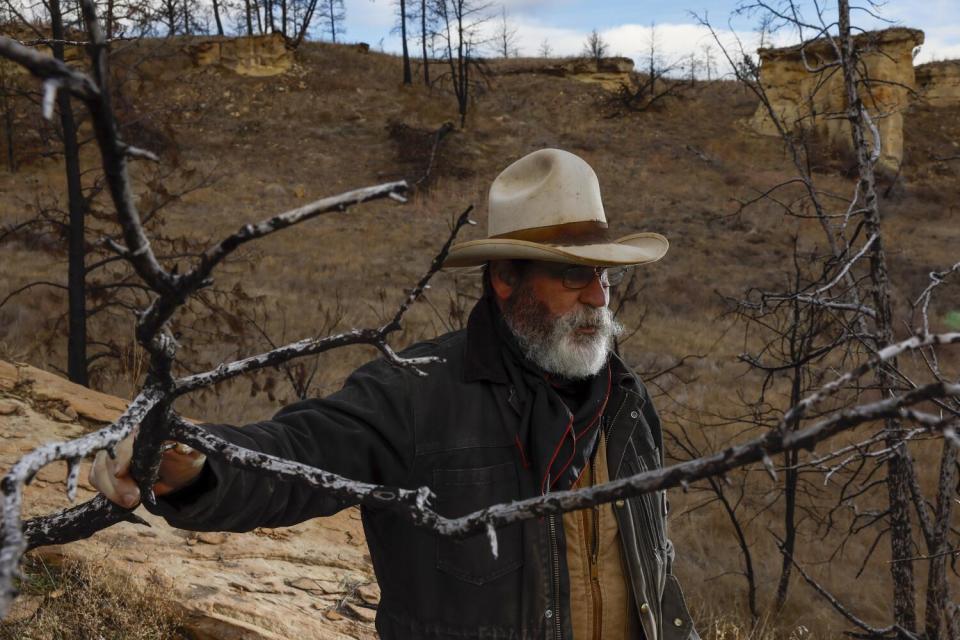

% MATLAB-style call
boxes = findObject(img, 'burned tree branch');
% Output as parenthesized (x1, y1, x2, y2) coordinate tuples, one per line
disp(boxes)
(776, 537, 918, 639)
(0, 37, 99, 102)
(0, 387, 163, 610)
(155, 374, 960, 544)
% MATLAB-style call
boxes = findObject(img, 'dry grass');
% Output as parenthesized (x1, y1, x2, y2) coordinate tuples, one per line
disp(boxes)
(0, 553, 186, 639)
(1, 39, 959, 637)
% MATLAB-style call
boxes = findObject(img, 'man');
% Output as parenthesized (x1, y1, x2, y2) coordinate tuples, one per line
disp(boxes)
(90, 149, 699, 640)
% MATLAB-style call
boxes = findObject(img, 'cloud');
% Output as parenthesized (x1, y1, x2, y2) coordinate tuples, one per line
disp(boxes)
(915, 25, 960, 63)
(499, 0, 576, 15)
(346, 0, 396, 31)
(344, 3, 958, 69)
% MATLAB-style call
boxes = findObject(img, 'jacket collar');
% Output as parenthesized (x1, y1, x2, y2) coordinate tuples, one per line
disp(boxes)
(463, 295, 510, 384)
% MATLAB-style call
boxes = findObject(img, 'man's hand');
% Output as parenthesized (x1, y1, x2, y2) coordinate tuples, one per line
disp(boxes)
(88, 428, 207, 509)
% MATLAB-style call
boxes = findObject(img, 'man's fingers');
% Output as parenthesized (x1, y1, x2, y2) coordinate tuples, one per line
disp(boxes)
(112, 431, 136, 479)
(89, 430, 202, 506)
(90, 450, 141, 508)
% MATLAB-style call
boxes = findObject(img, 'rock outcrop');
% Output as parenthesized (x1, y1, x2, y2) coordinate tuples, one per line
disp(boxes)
(0, 361, 377, 639)
(749, 28, 924, 174)
(495, 57, 635, 92)
(916, 60, 960, 106)
(187, 33, 293, 77)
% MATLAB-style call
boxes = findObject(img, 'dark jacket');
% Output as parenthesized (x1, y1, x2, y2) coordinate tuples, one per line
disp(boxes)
(150, 318, 699, 640)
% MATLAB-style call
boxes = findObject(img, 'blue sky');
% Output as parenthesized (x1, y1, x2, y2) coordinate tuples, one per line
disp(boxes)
(339, 0, 960, 71)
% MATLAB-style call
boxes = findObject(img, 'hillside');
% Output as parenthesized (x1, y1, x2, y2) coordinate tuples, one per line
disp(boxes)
(1, 38, 959, 638)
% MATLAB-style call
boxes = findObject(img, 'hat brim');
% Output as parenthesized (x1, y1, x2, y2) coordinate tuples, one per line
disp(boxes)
(441, 232, 669, 268)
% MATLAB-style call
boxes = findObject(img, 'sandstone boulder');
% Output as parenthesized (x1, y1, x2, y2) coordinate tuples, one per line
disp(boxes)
(0, 361, 377, 639)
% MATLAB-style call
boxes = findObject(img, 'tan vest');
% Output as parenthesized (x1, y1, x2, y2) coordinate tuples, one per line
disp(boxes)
(563, 433, 640, 640)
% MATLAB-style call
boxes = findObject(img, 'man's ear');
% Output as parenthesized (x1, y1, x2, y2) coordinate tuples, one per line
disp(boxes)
(488, 260, 518, 303)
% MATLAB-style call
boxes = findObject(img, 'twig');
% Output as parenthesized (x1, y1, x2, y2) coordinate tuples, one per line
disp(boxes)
(775, 536, 919, 639)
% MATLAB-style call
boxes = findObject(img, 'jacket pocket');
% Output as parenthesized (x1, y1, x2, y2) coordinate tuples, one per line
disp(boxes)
(433, 462, 524, 585)
(661, 573, 700, 640)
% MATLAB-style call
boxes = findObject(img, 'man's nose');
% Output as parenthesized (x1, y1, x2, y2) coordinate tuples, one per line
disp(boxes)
(578, 274, 609, 308)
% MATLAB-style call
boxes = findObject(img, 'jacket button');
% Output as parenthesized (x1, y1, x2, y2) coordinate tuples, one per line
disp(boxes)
(639, 602, 649, 614)
(544, 609, 553, 619)
(615, 499, 625, 508)
(674, 618, 684, 628)
(630, 410, 639, 419)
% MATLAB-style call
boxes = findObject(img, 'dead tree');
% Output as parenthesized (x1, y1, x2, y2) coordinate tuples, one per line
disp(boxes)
(698, 0, 960, 635)
(47, 0, 89, 387)
(0, 11, 205, 387)
(431, 0, 491, 128)
(1, 2, 959, 630)
(606, 23, 689, 115)
(315, 0, 344, 43)
(211, 0, 224, 35)
(493, 6, 518, 58)
(582, 28, 607, 64)
(419, 0, 430, 85)
(396, 0, 411, 84)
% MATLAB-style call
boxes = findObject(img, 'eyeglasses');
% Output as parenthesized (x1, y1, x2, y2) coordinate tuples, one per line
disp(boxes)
(535, 263, 628, 289)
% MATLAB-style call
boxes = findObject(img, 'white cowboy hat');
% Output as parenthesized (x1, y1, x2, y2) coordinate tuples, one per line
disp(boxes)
(442, 148, 669, 268)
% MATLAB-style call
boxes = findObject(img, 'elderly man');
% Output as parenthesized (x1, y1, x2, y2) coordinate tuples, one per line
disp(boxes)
(90, 149, 699, 640)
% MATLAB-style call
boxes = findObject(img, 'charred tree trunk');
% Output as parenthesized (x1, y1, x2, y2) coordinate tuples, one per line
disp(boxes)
(49, 0, 89, 387)
(244, 0, 254, 35)
(774, 288, 806, 612)
(105, 0, 114, 39)
(163, 0, 176, 35)
(456, 6, 466, 127)
(420, 0, 429, 85)
(182, 0, 191, 35)
(328, 0, 337, 43)
(924, 440, 958, 639)
(254, 0, 264, 35)
(400, 0, 411, 85)
(212, 0, 225, 36)
(838, 0, 916, 631)
(291, 0, 318, 49)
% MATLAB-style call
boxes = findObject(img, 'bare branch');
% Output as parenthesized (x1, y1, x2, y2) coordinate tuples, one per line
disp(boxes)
(0, 37, 99, 102)
(0, 388, 164, 614)
(776, 538, 919, 639)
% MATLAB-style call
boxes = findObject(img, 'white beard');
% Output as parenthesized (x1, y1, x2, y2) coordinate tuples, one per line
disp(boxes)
(503, 292, 622, 380)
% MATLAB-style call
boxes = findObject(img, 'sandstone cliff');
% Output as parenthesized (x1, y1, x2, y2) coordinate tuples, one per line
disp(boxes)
(0, 361, 378, 639)
(916, 60, 960, 106)
(494, 56, 636, 92)
(186, 32, 293, 77)
(749, 28, 924, 174)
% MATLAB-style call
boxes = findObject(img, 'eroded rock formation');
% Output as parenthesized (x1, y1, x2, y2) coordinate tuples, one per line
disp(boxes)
(749, 28, 924, 174)
(187, 32, 292, 77)
(495, 56, 635, 91)
(0, 360, 377, 639)
(916, 60, 960, 106)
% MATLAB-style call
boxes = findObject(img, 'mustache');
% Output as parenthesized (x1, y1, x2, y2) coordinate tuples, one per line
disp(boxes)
(556, 306, 622, 336)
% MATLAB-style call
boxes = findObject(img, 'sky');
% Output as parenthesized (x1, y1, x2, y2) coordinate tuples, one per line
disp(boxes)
(338, 0, 960, 74)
